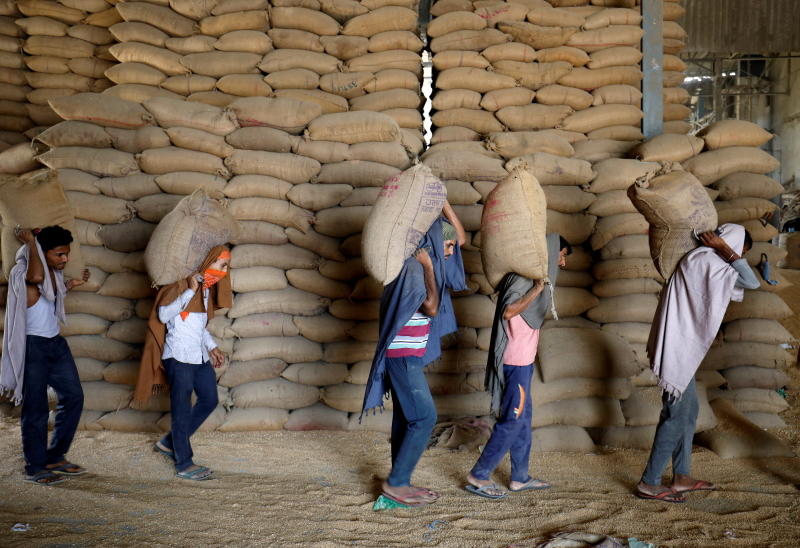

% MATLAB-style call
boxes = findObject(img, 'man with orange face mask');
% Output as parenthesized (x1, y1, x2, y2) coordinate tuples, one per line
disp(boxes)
(134, 246, 232, 481)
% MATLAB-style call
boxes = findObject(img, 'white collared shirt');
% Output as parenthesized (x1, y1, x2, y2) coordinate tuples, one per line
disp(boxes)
(159, 288, 217, 365)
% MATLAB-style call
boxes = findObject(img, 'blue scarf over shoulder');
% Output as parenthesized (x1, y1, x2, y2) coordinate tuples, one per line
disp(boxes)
(360, 218, 466, 417)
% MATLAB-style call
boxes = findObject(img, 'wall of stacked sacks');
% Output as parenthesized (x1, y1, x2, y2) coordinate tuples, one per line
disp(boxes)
(0, 0, 792, 451)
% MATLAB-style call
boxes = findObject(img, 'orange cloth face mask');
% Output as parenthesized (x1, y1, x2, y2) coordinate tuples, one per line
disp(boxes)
(203, 268, 227, 289)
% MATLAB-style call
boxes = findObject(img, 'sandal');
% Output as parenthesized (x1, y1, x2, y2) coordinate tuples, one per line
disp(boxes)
(634, 489, 685, 503)
(176, 465, 214, 481)
(25, 470, 66, 486)
(465, 482, 508, 500)
(509, 477, 551, 492)
(153, 441, 176, 462)
(45, 461, 87, 476)
(381, 487, 438, 507)
(671, 479, 715, 493)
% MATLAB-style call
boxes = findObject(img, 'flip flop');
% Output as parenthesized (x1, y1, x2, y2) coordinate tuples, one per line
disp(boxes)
(465, 483, 508, 500)
(672, 480, 715, 493)
(46, 461, 87, 476)
(176, 465, 214, 481)
(634, 489, 685, 503)
(381, 490, 435, 508)
(153, 442, 176, 462)
(509, 477, 551, 492)
(25, 470, 66, 486)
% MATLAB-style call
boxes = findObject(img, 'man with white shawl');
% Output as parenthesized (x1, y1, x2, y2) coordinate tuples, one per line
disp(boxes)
(636, 223, 759, 503)
(1, 227, 89, 485)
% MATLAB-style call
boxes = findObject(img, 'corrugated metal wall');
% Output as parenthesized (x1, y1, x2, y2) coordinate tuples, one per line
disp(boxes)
(683, 0, 800, 55)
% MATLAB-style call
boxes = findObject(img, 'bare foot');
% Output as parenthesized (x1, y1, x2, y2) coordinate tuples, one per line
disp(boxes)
(670, 474, 715, 493)
(467, 473, 506, 497)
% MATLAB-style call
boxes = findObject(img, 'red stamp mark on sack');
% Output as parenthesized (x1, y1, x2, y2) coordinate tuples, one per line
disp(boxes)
(379, 183, 399, 198)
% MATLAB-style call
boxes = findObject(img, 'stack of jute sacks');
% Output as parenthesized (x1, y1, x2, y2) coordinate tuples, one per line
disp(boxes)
(682, 119, 795, 431)
(15, 0, 115, 134)
(0, 2, 33, 144)
(659, 0, 691, 135)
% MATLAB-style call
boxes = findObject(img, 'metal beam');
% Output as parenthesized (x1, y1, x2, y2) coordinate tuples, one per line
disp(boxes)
(641, 0, 664, 138)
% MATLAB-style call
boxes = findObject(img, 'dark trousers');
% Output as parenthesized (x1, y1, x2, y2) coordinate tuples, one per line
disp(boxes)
(21, 335, 84, 476)
(641, 378, 699, 486)
(386, 356, 437, 487)
(159, 358, 218, 472)
(471, 364, 533, 484)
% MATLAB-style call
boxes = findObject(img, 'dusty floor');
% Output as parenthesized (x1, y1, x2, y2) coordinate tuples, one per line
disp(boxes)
(0, 272, 798, 548)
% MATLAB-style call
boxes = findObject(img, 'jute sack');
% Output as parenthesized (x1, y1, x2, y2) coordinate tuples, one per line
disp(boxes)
(429, 28, 512, 53)
(436, 67, 517, 93)
(305, 111, 399, 143)
(715, 197, 778, 225)
(497, 21, 578, 50)
(546, 211, 596, 245)
(49, 93, 153, 129)
(542, 185, 595, 213)
(431, 108, 504, 134)
(700, 342, 793, 371)
(218, 359, 287, 389)
(492, 60, 572, 90)
(64, 293, 134, 322)
(293, 313, 355, 343)
(426, 11, 487, 38)
(143, 97, 238, 136)
(552, 287, 599, 317)
(631, 133, 704, 162)
(558, 66, 642, 90)
(479, 167, 547, 287)
(98, 409, 162, 433)
(480, 87, 537, 112)
(138, 147, 230, 177)
(709, 387, 789, 415)
(37, 147, 138, 177)
(590, 213, 648, 250)
(531, 376, 631, 407)
(534, 84, 593, 110)
(592, 256, 664, 282)
(281, 362, 349, 386)
(682, 147, 780, 186)
(108, 43, 188, 76)
(628, 169, 718, 279)
(495, 104, 573, 131)
(106, 127, 171, 154)
(505, 152, 593, 185)
(60, 314, 109, 337)
(537, 328, 639, 382)
(0, 143, 39, 175)
(695, 400, 794, 459)
(218, 407, 289, 431)
(533, 397, 625, 428)
(478, 43, 535, 64)
(315, 160, 400, 187)
(116, 2, 197, 37)
(322, 383, 387, 413)
(34, 121, 112, 149)
(228, 287, 329, 318)
(361, 163, 446, 284)
(586, 293, 659, 324)
(722, 366, 790, 391)
(66, 335, 135, 363)
(225, 150, 320, 183)
(81, 381, 133, 412)
(0, 171, 85, 279)
(486, 130, 574, 159)
(591, 84, 642, 106)
(587, 45, 642, 68)
(423, 150, 507, 182)
(232, 336, 323, 363)
(599, 235, 651, 260)
(231, 313, 298, 339)
(66, 191, 135, 225)
(589, 190, 637, 217)
(722, 318, 795, 345)
(713, 173, 784, 201)
(285, 403, 349, 431)
(144, 190, 239, 286)
(589, 158, 660, 193)
(592, 278, 663, 298)
(698, 119, 773, 150)
(231, 378, 320, 410)
(533, 425, 595, 453)
(534, 46, 590, 67)
(475, 2, 529, 27)
(199, 10, 269, 35)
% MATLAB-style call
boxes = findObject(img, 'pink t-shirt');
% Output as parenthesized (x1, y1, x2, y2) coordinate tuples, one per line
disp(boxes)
(502, 314, 540, 366)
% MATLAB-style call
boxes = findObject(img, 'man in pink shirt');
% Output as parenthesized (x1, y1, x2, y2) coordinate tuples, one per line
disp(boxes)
(466, 234, 571, 499)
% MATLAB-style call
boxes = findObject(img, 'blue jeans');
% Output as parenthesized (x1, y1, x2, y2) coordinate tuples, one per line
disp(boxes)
(386, 356, 437, 487)
(159, 358, 218, 472)
(471, 364, 534, 484)
(21, 335, 84, 476)
(641, 378, 699, 485)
